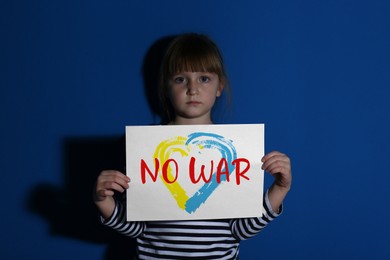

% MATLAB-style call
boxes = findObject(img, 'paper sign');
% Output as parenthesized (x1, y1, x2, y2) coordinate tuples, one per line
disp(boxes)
(125, 124, 264, 221)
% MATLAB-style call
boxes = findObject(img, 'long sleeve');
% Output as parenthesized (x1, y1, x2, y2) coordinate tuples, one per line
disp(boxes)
(100, 190, 282, 259)
(230, 190, 282, 240)
(101, 199, 146, 238)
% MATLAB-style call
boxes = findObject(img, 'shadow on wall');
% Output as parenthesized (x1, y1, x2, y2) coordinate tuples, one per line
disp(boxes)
(142, 35, 176, 124)
(26, 35, 177, 259)
(27, 136, 137, 259)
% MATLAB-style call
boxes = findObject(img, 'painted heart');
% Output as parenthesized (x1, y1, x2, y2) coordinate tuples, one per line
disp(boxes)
(154, 132, 237, 213)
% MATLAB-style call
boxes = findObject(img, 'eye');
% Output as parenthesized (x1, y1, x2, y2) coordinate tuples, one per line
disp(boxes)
(199, 76, 210, 83)
(173, 76, 186, 84)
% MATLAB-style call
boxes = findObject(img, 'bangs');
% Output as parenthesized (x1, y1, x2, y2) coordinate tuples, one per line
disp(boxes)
(166, 37, 223, 76)
(169, 50, 221, 75)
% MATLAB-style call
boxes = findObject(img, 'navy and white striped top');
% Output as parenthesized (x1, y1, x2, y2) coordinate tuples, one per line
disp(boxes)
(102, 191, 281, 259)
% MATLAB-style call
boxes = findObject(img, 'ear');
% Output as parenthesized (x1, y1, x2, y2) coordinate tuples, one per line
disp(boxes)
(216, 83, 224, 97)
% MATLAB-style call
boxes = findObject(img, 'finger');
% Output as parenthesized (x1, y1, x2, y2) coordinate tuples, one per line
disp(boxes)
(261, 151, 285, 162)
(95, 180, 127, 201)
(99, 179, 129, 192)
(98, 189, 115, 198)
(263, 161, 291, 175)
(95, 189, 115, 201)
(100, 170, 130, 182)
(261, 154, 290, 171)
(98, 171, 130, 187)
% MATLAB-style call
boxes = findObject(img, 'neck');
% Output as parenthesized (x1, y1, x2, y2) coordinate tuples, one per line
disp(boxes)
(170, 116, 213, 125)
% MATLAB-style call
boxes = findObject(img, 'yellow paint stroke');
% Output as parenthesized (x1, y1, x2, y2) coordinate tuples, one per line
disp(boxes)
(154, 136, 190, 209)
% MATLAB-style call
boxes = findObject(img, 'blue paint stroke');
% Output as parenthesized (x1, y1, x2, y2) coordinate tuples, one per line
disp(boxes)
(184, 132, 237, 213)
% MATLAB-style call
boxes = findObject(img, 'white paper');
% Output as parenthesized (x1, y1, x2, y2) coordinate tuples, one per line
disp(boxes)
(126, 124, 264, 221)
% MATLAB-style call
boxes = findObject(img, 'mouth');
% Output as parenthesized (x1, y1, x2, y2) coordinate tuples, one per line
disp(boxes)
(186, 101, 202, 105)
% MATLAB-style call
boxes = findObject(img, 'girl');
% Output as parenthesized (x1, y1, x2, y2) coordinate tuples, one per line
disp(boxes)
(94, 33, 292, 259)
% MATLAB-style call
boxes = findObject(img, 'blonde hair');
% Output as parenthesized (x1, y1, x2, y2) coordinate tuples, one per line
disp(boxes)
(159, 33, 230, 122)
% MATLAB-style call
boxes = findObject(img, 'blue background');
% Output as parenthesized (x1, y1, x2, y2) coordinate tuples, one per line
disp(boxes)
(1, 0, 389, 259)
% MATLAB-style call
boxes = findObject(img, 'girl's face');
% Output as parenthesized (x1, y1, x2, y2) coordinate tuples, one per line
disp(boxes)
(168, 71, 223, 125)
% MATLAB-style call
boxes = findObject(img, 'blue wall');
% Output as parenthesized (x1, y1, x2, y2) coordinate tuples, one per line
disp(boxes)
(1, 0, 389, 259)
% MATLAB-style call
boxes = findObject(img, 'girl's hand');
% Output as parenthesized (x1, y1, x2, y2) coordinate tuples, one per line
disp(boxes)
(94, 170, 130, 202)
(261, 151, 292, 213)
(262, 151, 292, 191)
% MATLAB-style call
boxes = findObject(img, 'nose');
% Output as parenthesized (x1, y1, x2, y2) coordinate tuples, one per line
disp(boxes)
(187, 80, 199, 95)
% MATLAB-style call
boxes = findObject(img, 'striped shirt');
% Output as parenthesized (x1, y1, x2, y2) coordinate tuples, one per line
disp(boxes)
(102, 191, 281, 259)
